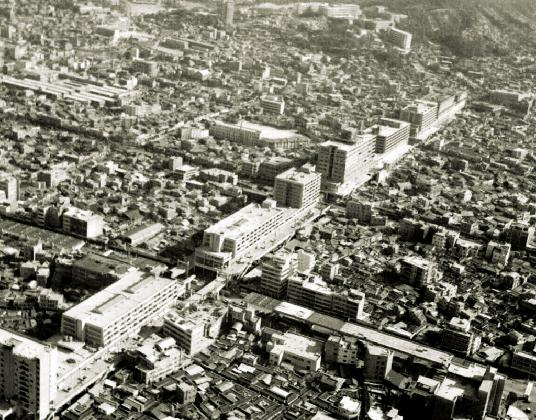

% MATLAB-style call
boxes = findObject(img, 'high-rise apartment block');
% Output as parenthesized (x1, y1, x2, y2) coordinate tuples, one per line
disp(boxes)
(317, 133, 376, 196)
(274, 166, 321, 209)
(260, 251, 297, 298)
(0, 329, 58, 420)
(441, 317, 481, 357)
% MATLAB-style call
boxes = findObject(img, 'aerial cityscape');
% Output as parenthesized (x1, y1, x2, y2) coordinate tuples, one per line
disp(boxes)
(0, 0, 535, 419)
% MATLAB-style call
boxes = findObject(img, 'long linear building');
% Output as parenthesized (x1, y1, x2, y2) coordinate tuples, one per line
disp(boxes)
(195, 200, 306, 274)
(287, 275, 365, 321)
(244, 293, 453, 367)
(61, 271, 184, 348)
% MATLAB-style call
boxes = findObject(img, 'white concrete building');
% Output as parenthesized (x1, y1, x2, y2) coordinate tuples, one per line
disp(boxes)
(61, 271, 184, 348)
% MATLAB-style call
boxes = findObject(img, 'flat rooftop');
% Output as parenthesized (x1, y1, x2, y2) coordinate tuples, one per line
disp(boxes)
(244, 293, 453, 366)
(214, 120, 302, 141)
(62, 271, 177, 329)
(205, 203, 298, 240)
(276, 167, 320, 183)
(0, 328, 53, 359)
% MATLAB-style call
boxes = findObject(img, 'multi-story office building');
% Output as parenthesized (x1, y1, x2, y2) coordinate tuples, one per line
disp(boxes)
(399, 100, 438, 137)
(287, 275, 365, 320)
(61, 271, 184, 348)
(62, 207, 104, 239)
(372, 118, 410, 154)
(194, 200, 302, 273)
(0, 328, 58, 420)
(0, 172, 19, 204)
(399, 255, 438, 287)
(261, 251, 297, 298)
(274, 166, 321, 209)
(317, 133, 376, 196)
(505, 222, 535, 250)
(364, 343, 393, 381)
(386, 27, 412, 52)
(441, 317, 481, 357)
(163, 302, 226, 355)
(260, 95, 285, 115)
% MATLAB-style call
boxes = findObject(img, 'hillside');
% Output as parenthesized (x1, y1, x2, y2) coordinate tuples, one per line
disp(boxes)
(389, 0, 536, 56)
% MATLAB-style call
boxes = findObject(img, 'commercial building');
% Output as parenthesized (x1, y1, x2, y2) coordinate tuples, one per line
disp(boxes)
(68, 253, 139, 289)
(441, 317, 481, 357)
(245, 293, 454, 367)
(364, 343, 393, 381)
(163, 302, 227, 355)
(274, 166, 321, 209)
(399, 100, 438, 137)
(194, 200, 303, 273)
(260, 251, 297, 298)
(61, 271, 184, 348)
(386, 27, 412, 52)
(0, 328, 58, 420)
(260, 95, 285, 115)
(265, 331, 322, 371)
(62, 207, 104, 239)
(399, 92, 467, 139)
(372, 118, 410, 154)
(317, 134, 376, 196)
(287, 275, 365, 321)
